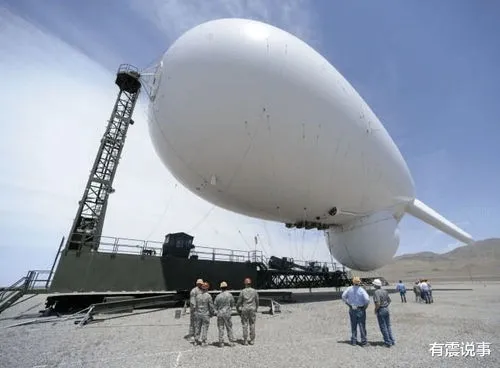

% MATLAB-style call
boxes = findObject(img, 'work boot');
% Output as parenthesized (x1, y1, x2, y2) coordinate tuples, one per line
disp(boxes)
(217, 342, 224, 348)
(248, 340, 254, 345)
(242, 340, 248, 346)
(228, 342, 235, 347)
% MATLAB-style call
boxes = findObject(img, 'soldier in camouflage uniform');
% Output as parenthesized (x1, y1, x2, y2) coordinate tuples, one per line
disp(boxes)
(236, 277, 259, 345)
(214, 281, 236, 347)
(187, 278, 203, 340)
(194, 282, 215, 346)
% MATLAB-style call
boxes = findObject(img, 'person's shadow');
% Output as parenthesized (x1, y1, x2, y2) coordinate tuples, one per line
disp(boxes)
(337, 340, 389, 347)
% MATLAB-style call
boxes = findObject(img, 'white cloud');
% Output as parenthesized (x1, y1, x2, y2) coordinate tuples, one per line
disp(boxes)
(0, 3, 327, 285)
(128, 0, 319, 46)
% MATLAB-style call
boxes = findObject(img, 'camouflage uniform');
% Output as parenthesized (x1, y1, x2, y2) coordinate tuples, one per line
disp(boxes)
(236, 287, 259, 344)
(189, 286, 202, 336)
(214, 290, 236, 345)
(194, 292, 215, 345)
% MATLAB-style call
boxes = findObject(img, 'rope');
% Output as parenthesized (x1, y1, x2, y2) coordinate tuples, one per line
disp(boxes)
(262, 221, 274, 254)
(188, 205, 216, 233)
(255, 233, 270, 258)
(237, 229, 253, 252)
(4, 306, 91, 329)
(145, 183, 178, 240)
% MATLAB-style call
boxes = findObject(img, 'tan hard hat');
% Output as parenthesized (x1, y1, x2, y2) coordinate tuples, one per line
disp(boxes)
(352, 277, 361, 284)
(196, 279, 203, 285)
(220, 281, 228, 288)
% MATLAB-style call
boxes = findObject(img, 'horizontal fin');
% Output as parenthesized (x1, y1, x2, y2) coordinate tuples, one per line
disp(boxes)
(405, 199, 474, 244)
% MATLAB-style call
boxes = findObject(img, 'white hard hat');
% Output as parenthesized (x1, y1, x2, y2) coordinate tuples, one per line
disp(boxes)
(372, 279, 382, 287)
(196, 279, 203, 285)
(220, 281, 228, 288)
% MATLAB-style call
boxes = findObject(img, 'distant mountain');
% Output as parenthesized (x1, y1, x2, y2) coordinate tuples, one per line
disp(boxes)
(365, 238, 500, 282)
(394, 251, 446, 261)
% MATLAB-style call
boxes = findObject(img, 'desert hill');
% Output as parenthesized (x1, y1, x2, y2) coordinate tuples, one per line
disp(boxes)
(359, 238, 500, 283)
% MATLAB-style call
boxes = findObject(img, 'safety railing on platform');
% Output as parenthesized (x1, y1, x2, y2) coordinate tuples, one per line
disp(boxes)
(0, 270, 52, 300)
(97, 236, 265, 263)
(93, 236, 352, 275)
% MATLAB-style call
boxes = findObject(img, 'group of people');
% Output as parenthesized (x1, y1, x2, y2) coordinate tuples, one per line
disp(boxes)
(341, 277, 395, 347)
(187, 277, 259, 347)
(413, 279, 433, 303)
(342, 277, 436, 348)
(395, 279, 433, 304)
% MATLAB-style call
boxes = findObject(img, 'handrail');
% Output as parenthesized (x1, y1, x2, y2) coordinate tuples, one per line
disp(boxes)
(61, 234, 351, 273)
(0, 270, 52, 300)
(0, 276, 26, 301)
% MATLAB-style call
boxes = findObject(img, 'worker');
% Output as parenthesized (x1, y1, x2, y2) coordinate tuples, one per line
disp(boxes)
(341, 276, 370, 346)
(214, 281, 236, 347)
(428, 280, 434, 303)
(413, 281, 421, 303)
(236, 277, 259, 345)
(420, 279, 430, 304)
(372, 278, 395, 347)
(194, 282, 216, 346)
(187, 278, 204, 340)
(395, 280, 407, 303)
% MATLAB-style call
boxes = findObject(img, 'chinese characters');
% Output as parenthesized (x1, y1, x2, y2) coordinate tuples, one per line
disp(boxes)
(429, 342, 491, 357)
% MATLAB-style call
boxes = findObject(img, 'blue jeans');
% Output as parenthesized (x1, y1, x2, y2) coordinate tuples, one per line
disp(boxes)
(421, 290, 431, 303)
(349, 308, 367, 344)
(399, 291, 407, 302)
(376, 307, 395, 346)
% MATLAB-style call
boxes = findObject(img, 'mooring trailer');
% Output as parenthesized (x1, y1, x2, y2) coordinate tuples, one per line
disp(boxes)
(50, 232, 353, 293)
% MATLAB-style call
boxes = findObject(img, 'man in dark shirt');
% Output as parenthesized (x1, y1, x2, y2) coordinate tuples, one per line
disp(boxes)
(373, 279, 395, 347)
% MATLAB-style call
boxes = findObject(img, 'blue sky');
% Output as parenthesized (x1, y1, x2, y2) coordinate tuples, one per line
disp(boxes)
(0, 0, 498, 285)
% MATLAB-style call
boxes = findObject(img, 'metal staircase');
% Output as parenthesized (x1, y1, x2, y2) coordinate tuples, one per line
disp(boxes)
(0, 270, 51, 314)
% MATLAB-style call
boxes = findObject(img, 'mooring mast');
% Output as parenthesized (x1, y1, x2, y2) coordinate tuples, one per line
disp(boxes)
(65, 64, 142, 252)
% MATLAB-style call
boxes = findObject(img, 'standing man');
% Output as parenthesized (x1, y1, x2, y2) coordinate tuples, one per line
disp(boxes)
(194, 282, 215, 346)
(373, 279, 395, 347)
(236, 277, 259, 345)
(413, 281, 421, 303)
(341, 276, 370, 346)
(395, 280, 407, 303)
(187, 278, 203, 340)
(427, 280, 433, 303)
(214, 281, 236, 347)
(420, 279, 430, 304)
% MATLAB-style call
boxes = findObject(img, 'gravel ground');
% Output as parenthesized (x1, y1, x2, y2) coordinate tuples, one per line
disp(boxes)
(0, 282, 498, 368)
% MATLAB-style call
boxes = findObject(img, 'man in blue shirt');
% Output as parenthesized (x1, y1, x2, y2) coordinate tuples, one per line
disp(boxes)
(342, 277, 370, 346)
(396, 280, 407, 303)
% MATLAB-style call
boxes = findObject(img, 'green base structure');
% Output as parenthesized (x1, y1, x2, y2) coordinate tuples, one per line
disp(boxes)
(50, 249, 259, 293)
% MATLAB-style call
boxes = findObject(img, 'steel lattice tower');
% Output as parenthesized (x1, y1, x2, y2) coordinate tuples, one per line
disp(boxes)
(65, 64, 142, 252)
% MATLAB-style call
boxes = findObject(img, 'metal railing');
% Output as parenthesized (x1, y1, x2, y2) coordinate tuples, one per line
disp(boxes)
(76, 235, 352, 274)
(0, 270, 52, 301)
(97, 236, 265, 263)
(117, 63, 140, 76)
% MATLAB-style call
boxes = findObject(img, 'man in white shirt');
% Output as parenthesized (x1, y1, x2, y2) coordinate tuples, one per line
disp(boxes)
(419, 279, 431, 304)
(342, 277, 370, 346)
